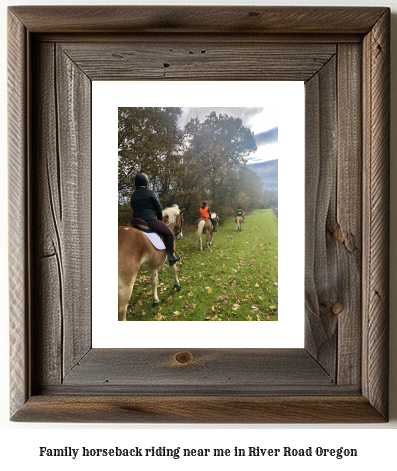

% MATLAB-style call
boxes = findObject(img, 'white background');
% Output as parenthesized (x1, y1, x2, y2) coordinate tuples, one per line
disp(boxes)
(92, 81, 304, 348)
(1, 0, 396, 469)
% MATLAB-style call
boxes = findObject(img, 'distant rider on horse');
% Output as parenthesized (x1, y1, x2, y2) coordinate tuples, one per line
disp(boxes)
(199, 201, 217, 232)
(130, 173, 181, 266)
(237, 206, 245, 222)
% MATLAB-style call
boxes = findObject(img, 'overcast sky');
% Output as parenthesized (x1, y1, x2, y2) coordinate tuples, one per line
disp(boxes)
(179, 107, 278, 164)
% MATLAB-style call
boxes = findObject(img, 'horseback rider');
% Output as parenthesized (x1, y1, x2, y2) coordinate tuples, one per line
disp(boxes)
(199, 201, 217, 232)
(130, 173, 181, 266)
(237, 206, 245, 222)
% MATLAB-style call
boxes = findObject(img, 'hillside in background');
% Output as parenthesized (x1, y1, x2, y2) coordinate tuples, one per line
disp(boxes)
(247, 159, 278, 190)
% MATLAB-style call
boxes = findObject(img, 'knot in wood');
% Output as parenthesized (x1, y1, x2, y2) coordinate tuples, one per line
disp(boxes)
(331, 302, 344, 316)
(333, 225, 344, 244)
(174, 351, 193, 365)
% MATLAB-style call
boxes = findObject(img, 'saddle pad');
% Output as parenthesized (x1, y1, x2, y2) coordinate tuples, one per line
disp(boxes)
(142, 231, 166, 250)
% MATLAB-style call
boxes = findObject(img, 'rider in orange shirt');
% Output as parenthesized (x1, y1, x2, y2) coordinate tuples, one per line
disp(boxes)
(199, 201, 217, 232)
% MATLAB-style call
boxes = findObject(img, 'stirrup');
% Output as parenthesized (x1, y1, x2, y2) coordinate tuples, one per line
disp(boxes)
(168, 252, 181, 266)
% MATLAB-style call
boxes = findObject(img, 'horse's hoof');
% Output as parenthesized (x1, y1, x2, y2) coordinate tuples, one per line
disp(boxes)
(153, 300, 162, 307)
(173, 284, 182, 292)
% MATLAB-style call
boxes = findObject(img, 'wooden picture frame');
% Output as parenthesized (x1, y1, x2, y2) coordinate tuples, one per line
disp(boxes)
(8, 6, 390, 423)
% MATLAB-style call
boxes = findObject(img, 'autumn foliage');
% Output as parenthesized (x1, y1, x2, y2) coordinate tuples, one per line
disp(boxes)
(118, 107, 269, 225)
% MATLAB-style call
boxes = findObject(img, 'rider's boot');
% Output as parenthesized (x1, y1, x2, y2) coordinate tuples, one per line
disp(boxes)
(165, 235, 181, 266)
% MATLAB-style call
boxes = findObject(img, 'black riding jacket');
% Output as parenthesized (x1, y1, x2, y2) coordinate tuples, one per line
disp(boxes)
(130, 187, 163, 221)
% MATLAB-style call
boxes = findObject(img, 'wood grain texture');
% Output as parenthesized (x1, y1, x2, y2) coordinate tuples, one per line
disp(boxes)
(9, 6, 387, 34)
(31, 42, 92, 388)
(62, 349, 333, 391)
(55, 44, 91, 377)
(59, 42, 335, 82)
(8, 6, 390, 423)
(335, 44, 362, 386)
(11, 396, 385, 424)
(362, 9, 390, 419)
(8, 10, 30, 419)
(304, 43, 363, 385)
(304, 56, 338, 378)
(32, 42, 63, 387)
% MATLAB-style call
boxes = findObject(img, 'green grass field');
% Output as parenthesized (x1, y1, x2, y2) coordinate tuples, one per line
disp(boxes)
(126, 209, 278, 321)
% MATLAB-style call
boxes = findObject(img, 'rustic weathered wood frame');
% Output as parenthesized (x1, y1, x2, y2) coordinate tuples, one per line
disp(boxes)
(8, 6, 390, 423)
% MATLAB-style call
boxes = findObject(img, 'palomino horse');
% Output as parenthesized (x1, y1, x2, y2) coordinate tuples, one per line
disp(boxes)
(235, 215, 243, 231)
(118, 204, 183, 321)
(196, 213, 219, 250)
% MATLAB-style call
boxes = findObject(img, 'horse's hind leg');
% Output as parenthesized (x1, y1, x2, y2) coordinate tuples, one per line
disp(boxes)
(118, 271, 138, 321)
(118, 285, 132, 321)
(151, 269, 161, 306)
(208, 230, 212, 247)
(170, 264, 181, 292)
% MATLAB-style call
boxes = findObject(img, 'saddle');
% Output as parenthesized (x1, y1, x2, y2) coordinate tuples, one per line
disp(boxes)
(130, 218, 152, 232)
(130, 218, 166, 245)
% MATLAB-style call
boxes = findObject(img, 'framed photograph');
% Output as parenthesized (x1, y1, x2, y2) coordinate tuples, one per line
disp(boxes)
(94, 81, 305, 347)
(8, 6, 390, 423)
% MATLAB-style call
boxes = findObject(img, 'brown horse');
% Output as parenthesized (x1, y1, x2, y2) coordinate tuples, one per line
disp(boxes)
(118, 204, 183, 321)
(235, 215, 243, 231)
(196, 213, 219, 250)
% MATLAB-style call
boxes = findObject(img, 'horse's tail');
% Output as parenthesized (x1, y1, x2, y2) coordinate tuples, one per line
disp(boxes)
(196, 220, 205, 244)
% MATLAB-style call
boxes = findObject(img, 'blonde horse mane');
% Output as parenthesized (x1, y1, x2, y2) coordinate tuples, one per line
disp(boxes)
(162, 204, 180, 226)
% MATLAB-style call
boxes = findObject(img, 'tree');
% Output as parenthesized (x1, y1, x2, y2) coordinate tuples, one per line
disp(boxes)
(184, 112, 257, 203)
(118, 107, 184, 199)
(118, 108, 268, 225)
(231, 166, 265, 211)
(262, 189, 278, 208)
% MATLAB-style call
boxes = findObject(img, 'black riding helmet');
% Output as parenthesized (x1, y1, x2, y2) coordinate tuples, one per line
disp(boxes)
(135, 173, 149, 187)
(202, 201, 207, 206)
